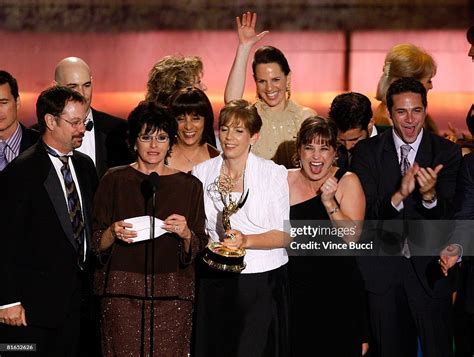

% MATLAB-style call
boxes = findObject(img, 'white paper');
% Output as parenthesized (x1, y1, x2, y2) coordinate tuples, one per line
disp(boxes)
(123, 215, 168, 243)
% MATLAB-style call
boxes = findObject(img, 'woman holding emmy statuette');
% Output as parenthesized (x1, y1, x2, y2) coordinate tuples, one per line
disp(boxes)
(192, 99, 291, 357)
(287, 116, 368, 356)
(91, 101, 208, 357)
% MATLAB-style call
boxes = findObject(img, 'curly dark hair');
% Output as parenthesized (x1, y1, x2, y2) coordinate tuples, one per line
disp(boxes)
(329, 92, 373, 133)
(127, 101, 178, 164)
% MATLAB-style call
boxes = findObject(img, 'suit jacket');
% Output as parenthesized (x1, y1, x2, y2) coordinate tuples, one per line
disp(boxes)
(451, 152, 474, 255)
(0, 141, 98, 328)
(19, 123, 40, 154)
(336, 124, 391, 172)
(92, 108, 132, 178)
(454, 152, 474, 220)
(351, 129, 461, 297)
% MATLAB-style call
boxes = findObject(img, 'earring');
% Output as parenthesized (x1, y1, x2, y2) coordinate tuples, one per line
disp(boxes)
(286, 83, 291, 100)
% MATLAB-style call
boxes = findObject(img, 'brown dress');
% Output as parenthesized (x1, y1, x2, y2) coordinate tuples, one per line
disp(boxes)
(92, 165, 208, 357)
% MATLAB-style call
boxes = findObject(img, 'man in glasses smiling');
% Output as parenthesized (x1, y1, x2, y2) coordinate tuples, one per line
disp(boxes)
(0, 86, 98, 356)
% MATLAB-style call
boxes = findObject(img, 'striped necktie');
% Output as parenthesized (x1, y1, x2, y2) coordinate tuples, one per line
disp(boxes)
(400, 144, 412, 258)
(46, 147, 85, 267)
(0, 141, 7, 171)
(400, 144, 411, 175)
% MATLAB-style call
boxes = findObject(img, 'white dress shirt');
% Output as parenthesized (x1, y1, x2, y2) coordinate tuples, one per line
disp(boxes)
(76, 109, 96, 165)
(192, 152, 289, 274)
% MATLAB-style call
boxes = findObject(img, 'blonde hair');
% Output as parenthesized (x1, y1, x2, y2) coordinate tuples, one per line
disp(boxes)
(146, 55, 203, 104)
(375, 44, 436, 103)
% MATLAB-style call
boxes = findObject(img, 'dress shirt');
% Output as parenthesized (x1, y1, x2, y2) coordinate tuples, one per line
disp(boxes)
(1, 122, 22, 164)
(192, 152, 289, 274)
(75, 109, 96, 165)
(391, 129, 437, 211)
(370, 125, 378, 138)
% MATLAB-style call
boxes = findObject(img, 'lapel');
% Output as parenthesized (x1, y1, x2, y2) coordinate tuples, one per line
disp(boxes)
(19, 124, 39, 154)
(92, 108, 107, 177)
(381, 130, 403, 189)
(38, 143, 79, 251)
(414, 130, 433, 168)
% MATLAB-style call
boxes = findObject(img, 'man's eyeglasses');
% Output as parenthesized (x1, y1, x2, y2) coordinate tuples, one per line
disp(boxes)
(56, 116, 91, 129)
(138, 134, 169, 143)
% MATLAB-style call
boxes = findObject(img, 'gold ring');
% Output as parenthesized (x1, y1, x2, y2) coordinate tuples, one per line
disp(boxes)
(228, 233, 236, 241)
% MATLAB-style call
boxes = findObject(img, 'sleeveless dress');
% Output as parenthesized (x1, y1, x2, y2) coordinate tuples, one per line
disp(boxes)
(288, 169, 368, 356)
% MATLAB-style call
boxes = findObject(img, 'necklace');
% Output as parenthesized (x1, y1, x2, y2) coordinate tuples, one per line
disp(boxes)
(177, 144, 200, 164)
(221, 162, 245, 190)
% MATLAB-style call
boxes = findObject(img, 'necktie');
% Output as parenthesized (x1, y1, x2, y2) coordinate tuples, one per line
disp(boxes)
(0, 141, 7, 171)
(46, 147, 85, 267)
(400, 144, 411, 175)
(400, 144, 412, 258)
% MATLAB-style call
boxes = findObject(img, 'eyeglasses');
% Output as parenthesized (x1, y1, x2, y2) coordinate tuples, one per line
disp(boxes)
(56, 116, 91, 129)
(138, 134, 169, 143)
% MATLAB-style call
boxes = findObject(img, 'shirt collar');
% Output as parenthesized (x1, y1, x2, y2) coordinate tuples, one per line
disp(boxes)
(370, 125, 378, 137)
(2, 122, 22, 159)
(44, 143, 73, 157)
(392, 128, 423, 155)
(86, 108, 94, 123)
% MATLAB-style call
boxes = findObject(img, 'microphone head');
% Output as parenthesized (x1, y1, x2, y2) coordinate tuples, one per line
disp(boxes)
(149, 172, 160, 192)
(85, 120, 94, 132)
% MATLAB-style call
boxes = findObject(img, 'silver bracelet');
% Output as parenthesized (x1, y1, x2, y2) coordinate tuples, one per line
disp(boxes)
(328, 206, 340, 215)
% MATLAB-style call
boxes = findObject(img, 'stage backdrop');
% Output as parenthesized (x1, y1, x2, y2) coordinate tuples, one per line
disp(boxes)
(1, 29, 472, 133)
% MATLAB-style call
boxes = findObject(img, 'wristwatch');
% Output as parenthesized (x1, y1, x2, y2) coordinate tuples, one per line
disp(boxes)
(422, 191, 437, 204)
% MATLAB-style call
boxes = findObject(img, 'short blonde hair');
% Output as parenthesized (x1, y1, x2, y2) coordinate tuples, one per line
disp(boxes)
(146, 55, 203, 104)
(375, 44, 436, 104)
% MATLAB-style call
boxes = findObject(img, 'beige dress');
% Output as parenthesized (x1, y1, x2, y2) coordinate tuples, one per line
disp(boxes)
(252, 99, 316, 168)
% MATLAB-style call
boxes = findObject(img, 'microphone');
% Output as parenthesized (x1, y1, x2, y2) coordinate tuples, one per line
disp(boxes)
(85, 120, 94, 131)
(148, 171, 159, 356)
(149, 172, 160, 193)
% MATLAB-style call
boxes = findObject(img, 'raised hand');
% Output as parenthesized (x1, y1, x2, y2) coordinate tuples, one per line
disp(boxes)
(321, 176, 339, 205)
(236, 12, 269, 47)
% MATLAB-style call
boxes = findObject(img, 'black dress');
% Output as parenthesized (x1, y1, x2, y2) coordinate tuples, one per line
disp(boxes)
(288, 169, 367, 357)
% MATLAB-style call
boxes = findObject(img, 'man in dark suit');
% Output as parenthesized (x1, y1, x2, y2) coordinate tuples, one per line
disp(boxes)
(329, 91, 389, 170)
(351, 77, 462, 357)
(451, 152, 474, 357)
(0, 86, 98, 356)
(54, 57, 131, 178)
(0, 70, 39, 171)
(451, 27, 474, 356)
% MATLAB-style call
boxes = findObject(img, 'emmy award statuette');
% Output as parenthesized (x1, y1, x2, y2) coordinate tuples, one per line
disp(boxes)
(203, 171, 249, 273)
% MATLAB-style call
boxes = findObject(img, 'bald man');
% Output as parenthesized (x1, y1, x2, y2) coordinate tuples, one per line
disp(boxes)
(54, 57, 131, 177)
